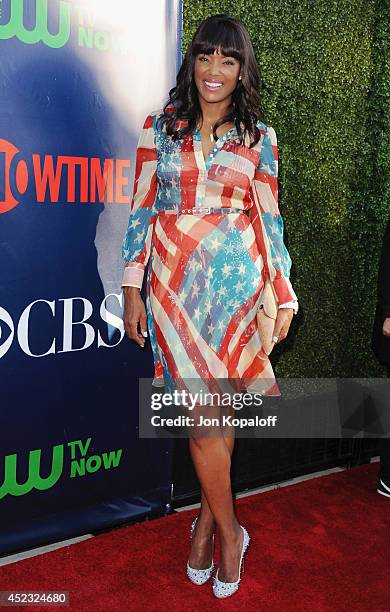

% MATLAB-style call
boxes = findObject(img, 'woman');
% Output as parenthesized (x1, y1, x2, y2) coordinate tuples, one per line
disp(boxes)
(121, 14, 298, 598)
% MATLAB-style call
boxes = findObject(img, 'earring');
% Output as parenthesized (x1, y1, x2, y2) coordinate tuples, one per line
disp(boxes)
(239, 75, 242, 80)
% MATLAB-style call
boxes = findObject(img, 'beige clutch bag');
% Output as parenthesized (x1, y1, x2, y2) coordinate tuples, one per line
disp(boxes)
(257, 279, 278, 355)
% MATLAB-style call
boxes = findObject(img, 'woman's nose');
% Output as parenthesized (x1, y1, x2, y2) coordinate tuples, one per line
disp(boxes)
(207, 61, 222, 76)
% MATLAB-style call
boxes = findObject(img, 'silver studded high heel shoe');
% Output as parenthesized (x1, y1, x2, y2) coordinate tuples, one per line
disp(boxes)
(212, 525, 250, 598)
(186, 516, 215, 585)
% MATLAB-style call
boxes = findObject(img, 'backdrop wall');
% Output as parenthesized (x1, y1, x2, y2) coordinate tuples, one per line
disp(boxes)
(0, 0, 182, 556)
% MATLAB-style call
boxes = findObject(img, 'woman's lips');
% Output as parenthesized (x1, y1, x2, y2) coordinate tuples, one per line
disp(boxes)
(203, 80, 223, 92)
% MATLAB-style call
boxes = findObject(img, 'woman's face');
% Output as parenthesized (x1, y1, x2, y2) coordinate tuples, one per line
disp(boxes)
(194, 47, 241, 106)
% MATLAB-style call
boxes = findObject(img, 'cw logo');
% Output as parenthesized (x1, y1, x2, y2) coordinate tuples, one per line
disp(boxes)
(0, 438, 123, 499)
(0, 0, 71, 49)
(0, 445, 64, 499)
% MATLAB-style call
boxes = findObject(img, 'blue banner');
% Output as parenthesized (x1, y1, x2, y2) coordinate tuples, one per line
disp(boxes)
(0, 0, 182, 556)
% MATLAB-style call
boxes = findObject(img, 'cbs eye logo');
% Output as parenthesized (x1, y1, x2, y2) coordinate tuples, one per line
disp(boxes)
(0, 306, 14, 359)
(0, 140, 28, 214)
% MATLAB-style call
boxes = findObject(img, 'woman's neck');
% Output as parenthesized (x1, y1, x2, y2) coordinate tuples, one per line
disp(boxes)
(198, 98, 234, 126)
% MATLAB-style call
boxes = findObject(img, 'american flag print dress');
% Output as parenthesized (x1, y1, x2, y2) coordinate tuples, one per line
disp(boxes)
(121, 105, 298, 397)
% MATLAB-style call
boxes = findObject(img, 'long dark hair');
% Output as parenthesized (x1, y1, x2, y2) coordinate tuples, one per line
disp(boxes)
(156, 14, 266, 148)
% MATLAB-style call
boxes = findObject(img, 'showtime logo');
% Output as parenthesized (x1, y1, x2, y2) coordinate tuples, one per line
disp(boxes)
(0, 138, 131, 214)
(0, 294, 125, 359)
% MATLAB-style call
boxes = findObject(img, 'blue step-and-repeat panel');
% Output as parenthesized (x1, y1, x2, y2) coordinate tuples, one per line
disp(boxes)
(0, 0, 182, 556)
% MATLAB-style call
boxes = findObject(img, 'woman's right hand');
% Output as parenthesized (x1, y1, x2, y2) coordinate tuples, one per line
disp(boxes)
(123, 286, 148, 347)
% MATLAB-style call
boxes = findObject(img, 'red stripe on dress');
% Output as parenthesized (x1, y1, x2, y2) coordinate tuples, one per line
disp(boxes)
(154, 217, 222, 295)
(143, 114, 155, 129)
(216, 291, 259, 364)
(151, 274, 220, 392)
(226, 309, 265, 378)
(133, 154, 157, 210)
(208, 165, 248, 190)
(180, 136, 198, 210)
(152, 219, 198, 294)
(252, 172, 278, 206)
(247, 192, 271, 282)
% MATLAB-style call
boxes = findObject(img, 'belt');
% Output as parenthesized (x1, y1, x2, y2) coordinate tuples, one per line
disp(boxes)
(157, 207, 242, 215)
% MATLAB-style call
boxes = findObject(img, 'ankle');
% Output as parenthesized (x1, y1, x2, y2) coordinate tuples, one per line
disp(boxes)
(218, 521, 242, 544)
(197, 513, 215, 533)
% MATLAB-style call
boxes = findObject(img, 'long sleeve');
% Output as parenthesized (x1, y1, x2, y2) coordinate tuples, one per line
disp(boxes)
(121, 113, 158, 289)
(248, 124, 298, 306)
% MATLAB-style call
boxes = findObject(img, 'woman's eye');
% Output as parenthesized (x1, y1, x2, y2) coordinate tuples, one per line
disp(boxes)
(198, 55, 234, 65)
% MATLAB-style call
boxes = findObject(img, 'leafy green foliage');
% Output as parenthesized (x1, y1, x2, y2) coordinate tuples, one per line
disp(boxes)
(183, 1, 390, 376)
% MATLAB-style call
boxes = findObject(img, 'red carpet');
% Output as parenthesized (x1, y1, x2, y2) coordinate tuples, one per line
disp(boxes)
(0, 463, 389, 611)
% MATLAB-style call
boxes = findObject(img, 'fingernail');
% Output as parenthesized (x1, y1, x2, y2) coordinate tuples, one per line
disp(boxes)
(142, 331, 148, 337)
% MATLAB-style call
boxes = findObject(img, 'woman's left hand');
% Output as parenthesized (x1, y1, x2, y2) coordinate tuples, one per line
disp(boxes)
(273, 308, 294, 344)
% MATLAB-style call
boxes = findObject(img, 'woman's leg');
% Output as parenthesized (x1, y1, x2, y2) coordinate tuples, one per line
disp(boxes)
(188, 403, 243, 581)
(189, 421, 235, 568)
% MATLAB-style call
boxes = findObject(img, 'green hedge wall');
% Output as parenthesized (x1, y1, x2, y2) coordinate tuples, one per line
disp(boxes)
(183, 0, 390, 377)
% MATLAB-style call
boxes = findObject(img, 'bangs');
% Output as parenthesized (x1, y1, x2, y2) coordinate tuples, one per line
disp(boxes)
(192, 23, 244, 62)
(162, 15, 264, 146)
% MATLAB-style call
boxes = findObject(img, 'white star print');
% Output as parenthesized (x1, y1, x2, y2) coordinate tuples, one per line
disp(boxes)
(194, 307, 201, 320)
(238, 262, 246, 276)
(129, 218, 141, 229)
(222, 263, 232, 278)
(191, 281, 200, 299)
(225, 243, 234, 255)
(188, 258, 198, 272)
(209, 236, 222, 251)
(204, 299, 212, 314)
